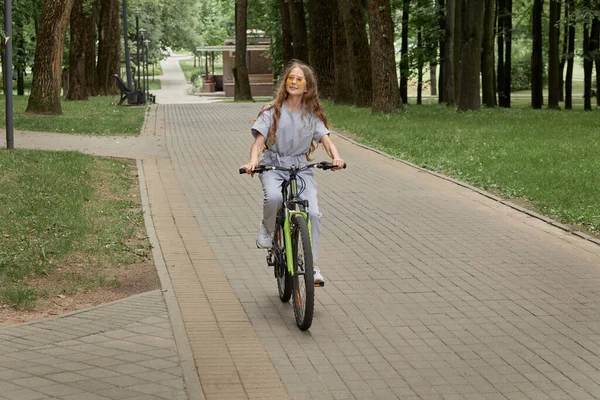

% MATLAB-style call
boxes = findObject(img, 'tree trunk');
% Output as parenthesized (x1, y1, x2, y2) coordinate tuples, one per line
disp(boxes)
(417, 28, 423, 104)
(85, 0, 100, 96)
(307, 0, 335, 99)
(592, 17, 600, 106)
(444, 0, 456, 105)
(481, 0, 496, 106)
(531, 0, 544, 109)
(497, 0, 505, 105)
(17, 68, 24, 95)
(583, 0, 593, 111)
(438, 0, 445, 102)
(559, 0, 567, 102)
(66, 0, 88, 100)
(503, 0, 512, 107)
(234, 0, 253, 101)
(366, 0, 402, 112)
(279, 0, 294, 67)
(26, 0, 75, 114)
(16, 30, 25, 95)
(430, 63, 437, 96)
(97, 0, 120, 95)
(339, 0, 372, 107)
(454, 0, 464, 103)
(400, 0, 410, 104)
(548, 0, 560, 109)
(288, 0, 309, 63)
(565, 0, 575, 109)
(457, 0, 485, 111)
(332, 3, 354, 104)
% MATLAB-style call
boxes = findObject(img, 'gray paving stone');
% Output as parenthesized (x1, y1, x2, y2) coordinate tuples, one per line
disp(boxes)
(0, 291, 190, 400)
(160, 101, 600, 400)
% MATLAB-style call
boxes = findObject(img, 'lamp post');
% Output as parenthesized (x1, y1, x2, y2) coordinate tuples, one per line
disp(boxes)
(4, 0, 14, 149)
(144, 39, 150, 103)
(122, 0, 133, 90)
(134, 7, 141, 93)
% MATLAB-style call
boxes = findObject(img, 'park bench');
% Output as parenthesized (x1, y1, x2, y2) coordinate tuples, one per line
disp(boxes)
(112, 74, 142, 105)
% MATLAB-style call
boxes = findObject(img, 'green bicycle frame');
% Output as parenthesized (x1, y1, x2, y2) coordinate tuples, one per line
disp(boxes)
(282, 180, 312, 276)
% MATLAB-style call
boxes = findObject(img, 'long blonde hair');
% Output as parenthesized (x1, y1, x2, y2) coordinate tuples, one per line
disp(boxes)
(258, 60, 329, 160)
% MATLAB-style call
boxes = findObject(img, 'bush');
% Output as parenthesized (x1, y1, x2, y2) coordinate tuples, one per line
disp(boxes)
(190, 72, 201, 84)
(511, 56, 532, 91)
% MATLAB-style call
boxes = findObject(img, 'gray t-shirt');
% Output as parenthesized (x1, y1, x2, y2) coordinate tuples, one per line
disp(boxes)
(251, 104, 330, 157)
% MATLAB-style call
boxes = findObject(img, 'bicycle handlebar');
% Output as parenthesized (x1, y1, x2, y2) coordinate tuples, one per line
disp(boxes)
(239, 161, 346, 175)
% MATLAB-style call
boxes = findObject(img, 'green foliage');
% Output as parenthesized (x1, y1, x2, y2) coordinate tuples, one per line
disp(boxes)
(247, 0, 284, 76)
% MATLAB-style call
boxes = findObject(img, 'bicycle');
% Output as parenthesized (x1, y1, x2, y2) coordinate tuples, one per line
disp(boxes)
(240, 161, 345, 330)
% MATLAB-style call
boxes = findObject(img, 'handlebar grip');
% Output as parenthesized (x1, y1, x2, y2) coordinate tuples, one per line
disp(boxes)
(239, 168, 247, 174)
(342, 163, 347, 169)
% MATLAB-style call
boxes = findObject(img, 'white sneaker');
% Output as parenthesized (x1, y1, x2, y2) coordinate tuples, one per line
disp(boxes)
(313, 266, 324, 285)
(256, 222, 272, 248)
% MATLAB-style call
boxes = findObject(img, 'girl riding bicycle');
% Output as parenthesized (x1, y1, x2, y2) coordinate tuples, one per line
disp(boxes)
(240, 60, 344, 285)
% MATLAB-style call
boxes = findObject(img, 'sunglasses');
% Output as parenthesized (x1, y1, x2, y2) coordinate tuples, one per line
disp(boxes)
(286, 75, 306, 86)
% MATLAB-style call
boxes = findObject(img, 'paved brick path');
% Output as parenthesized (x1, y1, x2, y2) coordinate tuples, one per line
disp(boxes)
(0, 291, 188, 400)
(156, 102, 600, 400)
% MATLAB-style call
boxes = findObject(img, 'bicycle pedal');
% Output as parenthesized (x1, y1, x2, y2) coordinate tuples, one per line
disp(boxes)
(266, 256, 275, 266)
(314, 282, 324, 287)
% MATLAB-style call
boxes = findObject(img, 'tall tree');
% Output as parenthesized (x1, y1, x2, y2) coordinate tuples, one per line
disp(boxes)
(457, 0, 486, 111)
(582, 0, 594, 110)
(592, 16, 600, 106)
(502, 0, 512, 107)
(443, 0, 456, 105)
(481, 0, 496, 106)
(332, 3, 354, 104)
(531, 0, 544, 109)
(559, 0, 568, 102)
(288, 0, 309, 62)
(279, 0, 294, 66)
(548, 0, 561, 109)
(454, 0, 464, 103)
(366, 0, 402, 112)
(497, 0, 505, 105)
(565, 0, 576, 109)
(96, 0, 120, 95)
(437, 0, 446, 102)
(85, 0, 99, 96)
(307, 0, 335, 99)
(26, 0, 75, 114)
(400, 0, 410, 104)
(66, 0, 88, 100)
(233, 0, 253, 100)
(339, 0, 372, 107)
(497, 0, 511, 107)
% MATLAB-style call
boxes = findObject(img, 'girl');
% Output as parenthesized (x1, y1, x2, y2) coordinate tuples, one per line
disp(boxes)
(240, 60, 344, 284)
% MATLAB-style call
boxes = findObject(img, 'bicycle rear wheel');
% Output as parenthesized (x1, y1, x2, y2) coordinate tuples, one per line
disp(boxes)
(274, 225, 292, 302)
(291, 214, 314, 330)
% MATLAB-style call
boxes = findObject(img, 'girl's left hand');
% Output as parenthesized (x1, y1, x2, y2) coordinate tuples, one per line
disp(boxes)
(332, 158, 345, 171)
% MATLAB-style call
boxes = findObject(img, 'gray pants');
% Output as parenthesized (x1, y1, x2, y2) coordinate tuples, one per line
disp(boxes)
(260, 169, 321, 263)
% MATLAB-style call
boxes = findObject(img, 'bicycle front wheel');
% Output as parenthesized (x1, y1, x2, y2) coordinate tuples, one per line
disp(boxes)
(291, 214, 314, 331)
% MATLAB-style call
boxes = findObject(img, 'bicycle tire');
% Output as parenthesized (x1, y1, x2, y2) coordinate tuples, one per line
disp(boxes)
(291, 214, 314, 330)
(274, 225, 292, 302)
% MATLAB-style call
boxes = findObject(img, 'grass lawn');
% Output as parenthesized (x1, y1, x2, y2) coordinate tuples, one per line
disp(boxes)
(148, 78, 161, 90)
(324, 101, 600, 233)
(0, 95, 146, 135)
(0, 150, 154, 310)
